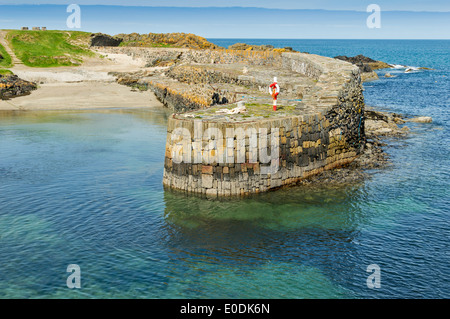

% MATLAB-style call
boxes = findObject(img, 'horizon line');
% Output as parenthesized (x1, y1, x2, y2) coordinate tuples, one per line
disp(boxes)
(2, 29, 448, 40)
(1, 4, 450, 13)
(207, 38, 450, 40)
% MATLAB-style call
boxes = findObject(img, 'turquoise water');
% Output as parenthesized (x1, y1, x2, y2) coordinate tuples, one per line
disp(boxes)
(0, 40, 449, 298)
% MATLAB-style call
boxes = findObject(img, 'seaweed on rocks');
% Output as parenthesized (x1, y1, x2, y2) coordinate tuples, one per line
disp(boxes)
(0, 74, 37, 100)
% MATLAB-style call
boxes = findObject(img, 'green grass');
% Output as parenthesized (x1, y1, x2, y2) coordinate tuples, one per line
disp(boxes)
(65, 31, 92, 46)
(0, 69, 13, 75)
(190, 102, 299, 122)
(130, 83, 149, 91)
(6, 30, 94, 67)
(0, 43, 12, 68)
(240, 103, 297, 116)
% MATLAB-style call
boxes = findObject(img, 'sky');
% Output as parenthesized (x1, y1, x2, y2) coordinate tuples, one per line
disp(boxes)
(1, 1, 450, 11)
(0, 2, 449, 39)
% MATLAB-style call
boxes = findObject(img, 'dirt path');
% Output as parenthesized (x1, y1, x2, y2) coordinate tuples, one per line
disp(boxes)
(0, 30, 23, 66)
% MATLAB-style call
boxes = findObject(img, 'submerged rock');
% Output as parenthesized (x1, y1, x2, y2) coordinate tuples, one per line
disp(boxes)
(408, 116, 433, 123)
(361, 71, 379, 82)
(364, 109, 409, 138)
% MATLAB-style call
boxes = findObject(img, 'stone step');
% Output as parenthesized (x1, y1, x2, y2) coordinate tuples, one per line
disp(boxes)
(0, 31, 24, 66)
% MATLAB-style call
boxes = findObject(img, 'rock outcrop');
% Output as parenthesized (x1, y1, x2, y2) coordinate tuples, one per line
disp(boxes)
(115, 32, 221, 50)
(228, 43, 298, 52)
(0, 74, 37, 100)
(334, 55, 390, 70)
(364, 109, 409, 137)
(90, 33, 123, 47)
(335, 54, 376, 64)
(334, 55, 391, 82)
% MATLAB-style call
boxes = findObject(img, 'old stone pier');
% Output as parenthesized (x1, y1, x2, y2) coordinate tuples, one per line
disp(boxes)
(98, 47, 366, 197)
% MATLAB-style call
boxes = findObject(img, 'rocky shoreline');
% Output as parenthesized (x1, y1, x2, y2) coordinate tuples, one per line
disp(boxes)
(296, 108, 431, 186)
(227, 43, 298, 53)
(1, 36, 434, 191)
(0, 73, 37, 100)
(101, 48, 433, 191)
(334, 55, 391, 82)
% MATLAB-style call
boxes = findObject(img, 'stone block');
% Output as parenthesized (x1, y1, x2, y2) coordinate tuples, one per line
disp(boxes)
(202, 174, 213, 188)
(202, 165, 213, 174)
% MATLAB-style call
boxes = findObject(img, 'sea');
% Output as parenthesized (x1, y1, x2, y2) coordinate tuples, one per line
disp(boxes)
(0, 39, 448, 298)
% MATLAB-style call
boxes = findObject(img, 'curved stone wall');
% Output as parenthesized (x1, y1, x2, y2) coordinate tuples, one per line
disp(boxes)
(162, 52, 365, 197)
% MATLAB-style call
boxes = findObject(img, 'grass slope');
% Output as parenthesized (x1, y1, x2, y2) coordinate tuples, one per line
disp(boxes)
(0, 69, 13, 75)
(0, 43, 12, 68)
(7, 30, 94, 67)
(116, 32, 221, 49)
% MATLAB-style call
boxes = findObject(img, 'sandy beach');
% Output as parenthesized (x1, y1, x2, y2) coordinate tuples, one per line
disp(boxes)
(0, 47, 164, 111)
(0, 81, 163, 110)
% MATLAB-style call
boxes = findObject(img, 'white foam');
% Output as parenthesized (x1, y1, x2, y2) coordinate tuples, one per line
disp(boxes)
(390, 64, 407, 69)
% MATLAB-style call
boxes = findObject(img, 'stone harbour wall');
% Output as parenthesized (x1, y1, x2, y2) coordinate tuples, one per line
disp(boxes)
(97, 46, 365, 196)
(166, 65, 264, 89)
(163, 110, 360, 197)
(154, 51, 363, 114)
(163, 53, 365, 197)
(94, 46, 284, 67)
(149, 81, 213, 112)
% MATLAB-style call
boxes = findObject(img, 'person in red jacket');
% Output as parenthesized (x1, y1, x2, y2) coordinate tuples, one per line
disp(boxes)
(269, 77, 280, 111)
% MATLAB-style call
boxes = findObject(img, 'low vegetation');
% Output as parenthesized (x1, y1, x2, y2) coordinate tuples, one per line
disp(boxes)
(0, 69, 13, 75)
(0, 43, 12, 68)
(228, 43, 298, 52)
(115, 32, 221, 49)
(191, 102, 298, 120)
(6, 30, 94, 67)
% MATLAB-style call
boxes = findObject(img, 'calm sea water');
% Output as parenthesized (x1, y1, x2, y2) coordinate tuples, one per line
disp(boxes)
(0, 40, 449, 298)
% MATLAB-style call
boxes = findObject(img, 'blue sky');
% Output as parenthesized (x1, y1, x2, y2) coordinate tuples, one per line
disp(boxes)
(2, 1, 450, 11)
(0, 2, 449, 39)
